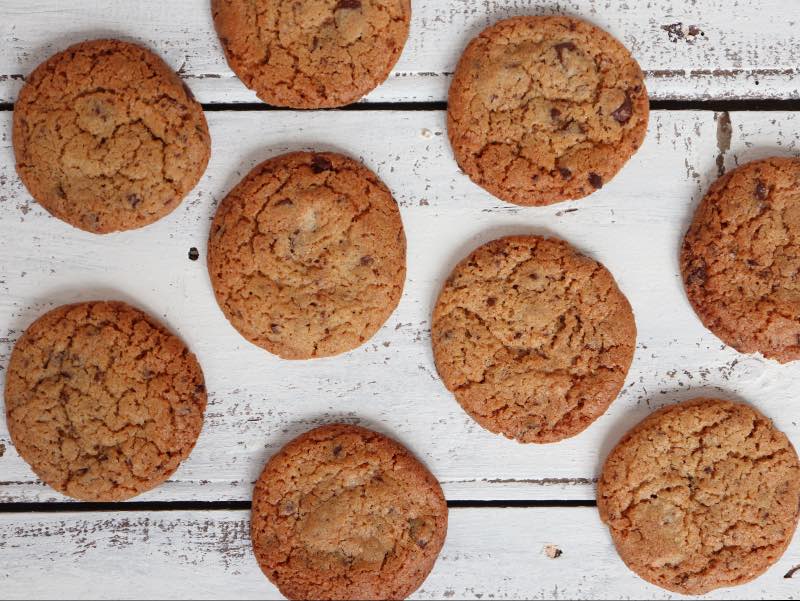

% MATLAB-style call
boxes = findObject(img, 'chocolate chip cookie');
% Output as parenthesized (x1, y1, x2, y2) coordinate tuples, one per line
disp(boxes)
(251, 424, 448, 600)
(448, 16, 649, 206)
(598, 398, 800, 594)
(432, 235, 636, 443)
(5, 301, 207, 501)
(212, 0, 411, 108)
(682, 157, 800, 363)
(13, 39, 210, 234)
(208, 151, 406, 360)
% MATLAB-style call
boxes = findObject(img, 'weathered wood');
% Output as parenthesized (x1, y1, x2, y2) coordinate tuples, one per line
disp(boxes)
(1, 109, 799, 502)
(1, 0, 798, 104)
(0, 506, 798, 599)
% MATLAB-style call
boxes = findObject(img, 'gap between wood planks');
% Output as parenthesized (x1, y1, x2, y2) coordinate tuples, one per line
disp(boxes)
(0, 499, 596, 514)
(1, 99, 800, 112)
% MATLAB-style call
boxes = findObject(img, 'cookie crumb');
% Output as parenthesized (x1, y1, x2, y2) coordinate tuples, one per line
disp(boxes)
(543, 544, 563, 559)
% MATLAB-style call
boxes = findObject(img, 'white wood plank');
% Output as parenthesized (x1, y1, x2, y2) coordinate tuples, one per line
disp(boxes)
(1, 0, 799, 104)
(2, 109, 800, 503)
(1, 506, 799, 599)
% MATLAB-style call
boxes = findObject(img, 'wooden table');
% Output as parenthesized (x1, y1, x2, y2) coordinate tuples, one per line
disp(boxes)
(1, 1, 799, 598)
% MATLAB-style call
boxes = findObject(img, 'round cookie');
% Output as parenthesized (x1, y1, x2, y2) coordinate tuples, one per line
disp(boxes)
(251, 424, 448, 600)
(447, 16, 649, 206)
(598, 398, 800, 595)
(5, 301, 207, 501)
(212, 0, 411, 109)
(682, 157, 800, 363)
(432, 235, 636, 443)
(13, 39, 211, 234)
(207, 151, 406, 360)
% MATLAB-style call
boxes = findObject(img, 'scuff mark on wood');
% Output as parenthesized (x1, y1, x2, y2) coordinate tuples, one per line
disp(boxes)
(715, 112, 732, 177)
(647, 68, 796, 79)
(0, 480, 40, 486)
(478, 477, 597, 486)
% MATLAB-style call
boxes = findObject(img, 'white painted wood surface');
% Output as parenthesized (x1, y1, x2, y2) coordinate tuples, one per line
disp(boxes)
(3, 1, 800, 597)
(1, 506, 799, 600)
(2, 109, 800, 503)
(1, 0, 799, 104)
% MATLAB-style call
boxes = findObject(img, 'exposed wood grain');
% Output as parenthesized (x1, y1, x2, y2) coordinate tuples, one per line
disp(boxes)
(1, 109, 800, 502)
(1, 507, 798, 599)
(1, 1, 799, 104)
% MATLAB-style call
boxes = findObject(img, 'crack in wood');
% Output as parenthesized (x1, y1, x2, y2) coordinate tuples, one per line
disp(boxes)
(715, 111, 733, 177)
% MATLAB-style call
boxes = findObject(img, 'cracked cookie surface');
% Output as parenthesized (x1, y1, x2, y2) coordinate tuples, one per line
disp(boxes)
(432, 235, 635, 443)
(251, 424, 447, 600)
(13, 39, 211, 234)
(682, 157, 800, 363)
(212, 0, 411, 108)
(447, 16, 648, 206)
(598, 398, 800, 594)
(207, 151, 406, 360)
(5, 301, 207, 501)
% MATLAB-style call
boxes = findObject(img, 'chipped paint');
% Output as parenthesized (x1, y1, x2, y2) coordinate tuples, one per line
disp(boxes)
(661, 22, 705, 44)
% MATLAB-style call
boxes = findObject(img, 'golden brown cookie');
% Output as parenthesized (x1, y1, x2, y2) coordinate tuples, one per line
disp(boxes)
(13, 39, 211, 234)
(207, 151, 406, 360)
(682, 157, 800, 363)
(432, 235, 635, 443)
(251, 424, 448, 600)
(598, 398, 800, 595)
(4, 301, 207, 501)
(212, 0, 411, 108)
(447, 16, 649, 206)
